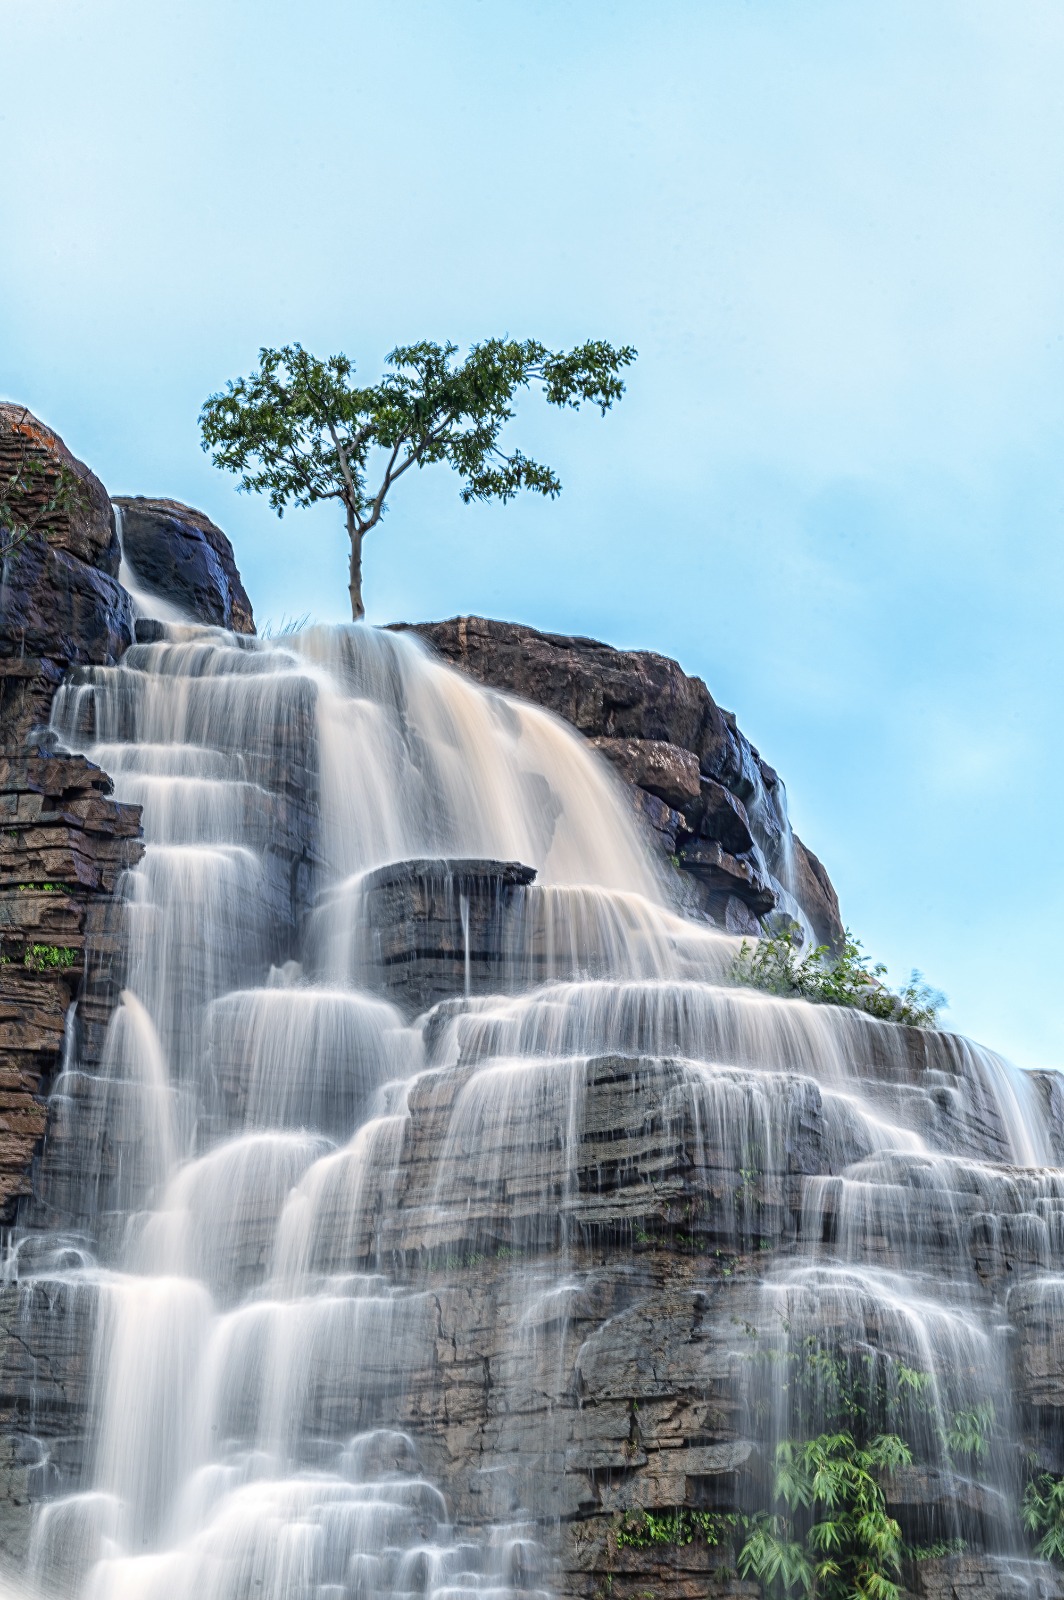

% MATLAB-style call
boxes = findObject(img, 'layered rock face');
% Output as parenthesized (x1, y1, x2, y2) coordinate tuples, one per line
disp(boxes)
(0, 409, 144, 1210)
(0, 754, 143, 1221)
(0, 410, 145, 1545)
(393, 617, 843, 949)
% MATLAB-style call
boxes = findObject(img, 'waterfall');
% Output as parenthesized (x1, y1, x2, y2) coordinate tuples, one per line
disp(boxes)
(4, 616, 1061, 1599)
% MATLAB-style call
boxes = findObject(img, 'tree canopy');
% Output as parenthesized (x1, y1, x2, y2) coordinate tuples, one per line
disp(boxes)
(199, 337, 636, 619)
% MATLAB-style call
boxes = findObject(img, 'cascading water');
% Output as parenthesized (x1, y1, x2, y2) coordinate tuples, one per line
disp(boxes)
(5, 612, 1063, 1599)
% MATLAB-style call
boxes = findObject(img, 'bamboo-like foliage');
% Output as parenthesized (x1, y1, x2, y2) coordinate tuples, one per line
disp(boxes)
(1024, 1474, 1064, 1563)
(739, 1431, 912, 1600)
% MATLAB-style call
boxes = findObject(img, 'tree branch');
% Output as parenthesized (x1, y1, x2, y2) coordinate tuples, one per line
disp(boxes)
(326, 421, 361, 512)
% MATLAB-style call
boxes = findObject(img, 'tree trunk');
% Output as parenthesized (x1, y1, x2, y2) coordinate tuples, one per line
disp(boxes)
(347, 513, 365, 622)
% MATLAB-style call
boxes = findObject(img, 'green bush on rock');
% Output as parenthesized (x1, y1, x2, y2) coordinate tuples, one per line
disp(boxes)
(616, 1509, 743, 1550)
(23, 943, 77, 972)
(733, 927, 945, 1028)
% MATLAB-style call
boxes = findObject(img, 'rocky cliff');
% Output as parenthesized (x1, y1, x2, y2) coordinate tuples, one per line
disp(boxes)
(0, 408, 144, 1225)
(393, 616, 843, 949)
(0, 410, 258, 1220)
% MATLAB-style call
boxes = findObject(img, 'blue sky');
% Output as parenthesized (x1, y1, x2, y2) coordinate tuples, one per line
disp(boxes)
(4, 0, 1063, 1068)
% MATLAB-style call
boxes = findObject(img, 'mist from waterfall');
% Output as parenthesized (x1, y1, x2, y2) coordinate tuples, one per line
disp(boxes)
(4, 616, 1061, 1599)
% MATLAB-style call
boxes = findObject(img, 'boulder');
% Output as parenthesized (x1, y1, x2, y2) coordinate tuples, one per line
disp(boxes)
(694, 776, 755, 855)
(588, 736, 702, 811)
(676, 838, 778, 915)
(114, 496, 255, 633)
(353, 858, 538, 1018)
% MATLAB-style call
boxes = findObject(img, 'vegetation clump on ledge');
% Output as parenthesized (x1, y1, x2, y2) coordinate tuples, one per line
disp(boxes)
(0, 943, 79, 972)
(733, 926, 945, 1028)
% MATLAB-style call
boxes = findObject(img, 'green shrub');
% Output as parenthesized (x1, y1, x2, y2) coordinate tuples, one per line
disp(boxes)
(738, 1431, 911, 1600)
(23, 943, 77, 972)
(944, 1404, 995, 1465)
(733, 927, 945, 1028)
(1024, 1473, 1064, 1564)
(617, 1509, 742, 1550)
(903, 1538, 967, 1561)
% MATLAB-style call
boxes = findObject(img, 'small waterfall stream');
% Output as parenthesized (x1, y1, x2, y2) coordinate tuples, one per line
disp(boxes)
(4, 617, 1062, 1599)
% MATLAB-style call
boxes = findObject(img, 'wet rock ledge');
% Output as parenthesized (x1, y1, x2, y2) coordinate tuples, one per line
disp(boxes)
(355, 858, 538, 1017)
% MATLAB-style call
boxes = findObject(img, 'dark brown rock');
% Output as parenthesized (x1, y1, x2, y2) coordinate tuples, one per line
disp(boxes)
(0, 410, 145, 1231)
(627, 787, 686, 856)
(0, 410, 134, 748)
(392, 617, 843, 943)
(0, 405, 117, 574)
(588, 737, 702, 811)
(695, 777, 755, 855)
(676, 839, 777, 915)
(394, 616, 731, 768)
(791, 833, 844, 950)
(0, 536, 133, 676)
(114, 497, 255, 633)
(0, 754, 142, 1221)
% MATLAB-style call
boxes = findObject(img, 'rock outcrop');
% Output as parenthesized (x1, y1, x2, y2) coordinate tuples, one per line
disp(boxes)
(0, 408, 145, 1238)
(352, 858, 539, 1018)
(0, 405, 133, 748)
(114, 496, 255, 633)
(392, 616, 844, 949)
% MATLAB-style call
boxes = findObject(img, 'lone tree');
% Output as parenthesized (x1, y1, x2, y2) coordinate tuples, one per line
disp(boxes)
(199, 337, 636, 620)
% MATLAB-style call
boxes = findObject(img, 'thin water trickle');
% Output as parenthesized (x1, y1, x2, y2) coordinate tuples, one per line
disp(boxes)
(3, 610, 1060, 1598)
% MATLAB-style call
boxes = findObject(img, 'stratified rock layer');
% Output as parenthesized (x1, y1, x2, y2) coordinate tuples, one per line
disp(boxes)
(0, 754, 143, 1222)
(354, 858, 538, 1017)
